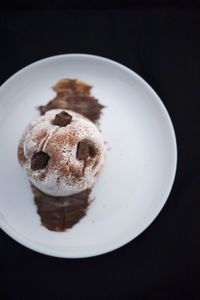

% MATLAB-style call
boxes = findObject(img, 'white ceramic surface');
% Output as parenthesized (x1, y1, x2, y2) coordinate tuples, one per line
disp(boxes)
(0, 54, 177, 258)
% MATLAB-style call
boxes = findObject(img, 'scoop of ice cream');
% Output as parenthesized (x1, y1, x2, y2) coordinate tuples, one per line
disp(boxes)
(18, 109, 106, 196)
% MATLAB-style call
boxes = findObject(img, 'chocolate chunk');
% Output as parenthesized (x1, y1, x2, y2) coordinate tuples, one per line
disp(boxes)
(77, 140, 89, 160)
(52, 111, 72, 127)
(88, 141, 96, 158)
(31, 151, 50, 170)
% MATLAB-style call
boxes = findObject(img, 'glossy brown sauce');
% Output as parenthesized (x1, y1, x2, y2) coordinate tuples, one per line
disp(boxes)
(32, 79, 104, 231)
(32, 185, 91, 231)
(39, 79, 104, 123)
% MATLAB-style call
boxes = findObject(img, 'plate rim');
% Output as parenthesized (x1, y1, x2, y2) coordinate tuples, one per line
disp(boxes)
(0, 53, 177, 258)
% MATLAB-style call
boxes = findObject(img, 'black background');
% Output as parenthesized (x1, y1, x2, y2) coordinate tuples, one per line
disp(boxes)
(1, 1, 200, 299)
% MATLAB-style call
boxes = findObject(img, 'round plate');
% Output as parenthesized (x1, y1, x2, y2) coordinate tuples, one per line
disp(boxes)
(0, 54, 177, 258)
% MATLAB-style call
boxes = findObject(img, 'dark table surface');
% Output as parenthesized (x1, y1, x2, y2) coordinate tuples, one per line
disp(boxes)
(1, 2, 200, 299)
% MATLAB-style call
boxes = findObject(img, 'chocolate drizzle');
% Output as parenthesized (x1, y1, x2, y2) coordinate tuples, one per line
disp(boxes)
(33, 79, 104, 231)
(39, 79, 104, 123)
(32, 185, 91, 231)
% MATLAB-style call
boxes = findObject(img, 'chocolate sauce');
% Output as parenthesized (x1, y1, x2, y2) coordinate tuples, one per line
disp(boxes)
(33, 79, 104, 231)
(39, 79, 104, 123)
(32, 185, 91, 231)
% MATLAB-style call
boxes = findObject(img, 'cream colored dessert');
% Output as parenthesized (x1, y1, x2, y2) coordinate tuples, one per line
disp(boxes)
(18, 109, 106, 197)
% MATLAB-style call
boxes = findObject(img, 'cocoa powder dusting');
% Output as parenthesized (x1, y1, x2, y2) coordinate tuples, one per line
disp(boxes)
(33, 79, 104, 231)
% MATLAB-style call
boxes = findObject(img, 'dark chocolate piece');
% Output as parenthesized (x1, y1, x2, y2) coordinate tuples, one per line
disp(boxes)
(52, 111, 72, 127)
(77, 140, 89, 160)
(88, 141, 96, 158)
(31, 151, 50, 170)
(33, 79, 104, 232)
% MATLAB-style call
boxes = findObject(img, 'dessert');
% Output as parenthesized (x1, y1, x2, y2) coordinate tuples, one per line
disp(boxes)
(18, 109, 106, 197)
(17, 79, 105, 231)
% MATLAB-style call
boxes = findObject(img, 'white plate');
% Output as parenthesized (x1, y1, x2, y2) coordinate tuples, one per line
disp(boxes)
(0, 54, 177, 258)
